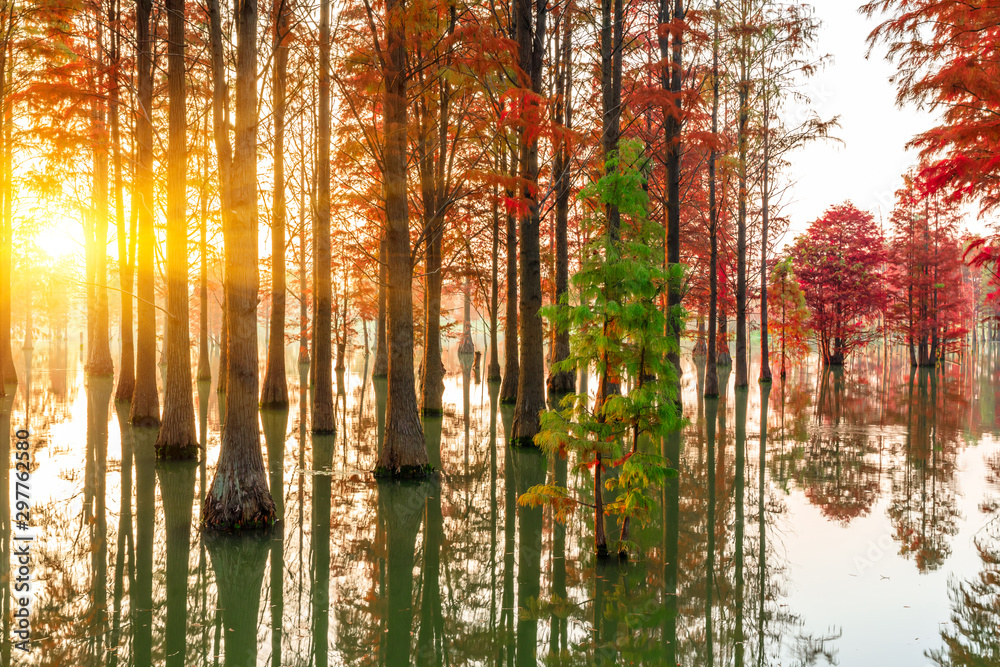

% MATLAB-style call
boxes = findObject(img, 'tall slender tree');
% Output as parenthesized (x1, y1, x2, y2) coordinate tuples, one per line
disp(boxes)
(313, 0, 335, 432)
(203, 0, 276, 529)
(375, 0, 428, 475)
(510, 0, 547, 446)
(547, 6, 574, 395)
(156, 0, 198, 459)
(734, 0, 751, 388)
(86, 17, 114, 379)
(129, 0, 159, 426)
(261, 0, 292, 408)
(704, 0, 721, 398)
(662, 0, 684, 389)
(111, 0, 136, 402)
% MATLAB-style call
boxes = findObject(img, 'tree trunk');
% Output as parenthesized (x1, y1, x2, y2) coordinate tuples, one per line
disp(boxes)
(261, 0, 291, 408)
(499, 140, 519, 404)
(156, 0, 198, 459)
(705, 55, 719, 397)
(419, 208, 445, 415)
(376, 0, 428, 476)
(488, 164, 502, 382)
(203, 0, 276, 530)
(111, 1, 135, 400)
(373, 235, 389, 377)
(510, 0, 547, 446)
(312, 0, 335, 432)
(735, 2, 750, 388)
(129, 0, 159, 426)
(207, 0, 234, 395)
(547, 11, 573, 396)
(663, 0, 684, 389)
(0, 46, 9, 392)
(87, 28, 115, 379)
(759, 61, 772, 383)
(718, 307, 732, 365)
(197, 107, 211, 382)
(298, 178, 309, 366)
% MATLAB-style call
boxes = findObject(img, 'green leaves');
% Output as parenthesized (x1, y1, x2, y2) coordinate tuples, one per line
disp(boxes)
(517, 484, 579, 524)
(519, 140, 684, 558)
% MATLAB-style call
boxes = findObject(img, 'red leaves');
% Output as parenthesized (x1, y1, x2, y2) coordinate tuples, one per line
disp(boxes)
(612, 451, 635, 468)
(790, 202, 888, 362)
(866, 0, 1000, 214)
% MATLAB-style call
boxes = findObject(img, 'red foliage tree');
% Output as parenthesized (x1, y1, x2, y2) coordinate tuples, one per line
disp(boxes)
(864, 0, 1000, 212)
(886, 171, 972, 366)
(790, 202, 888, 365)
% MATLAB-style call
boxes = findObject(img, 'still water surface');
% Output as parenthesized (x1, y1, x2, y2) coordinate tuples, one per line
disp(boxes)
(3, 340, 999, 666)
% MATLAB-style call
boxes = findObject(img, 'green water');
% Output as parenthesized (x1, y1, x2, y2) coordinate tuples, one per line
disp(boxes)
(3, 340, 999, 666)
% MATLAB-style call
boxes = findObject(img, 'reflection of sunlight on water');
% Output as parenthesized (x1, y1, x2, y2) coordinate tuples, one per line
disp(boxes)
(4, 340, 999, 665)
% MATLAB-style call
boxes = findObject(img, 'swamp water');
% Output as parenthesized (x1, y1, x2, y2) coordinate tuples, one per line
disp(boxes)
(2, 340, 998, 666)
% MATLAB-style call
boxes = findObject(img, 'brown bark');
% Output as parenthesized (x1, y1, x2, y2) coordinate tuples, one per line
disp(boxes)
(312, 0, 335, 431)
(129, 0, 159, 425)
(662, 0, 684, 389)
(115, 178, 137, 401)
(420, 208, 445, 415)
(704, 0, 720, 398)
(372, 235, 389, 377)
(510, 0, 547, 446)
(298, 174, 309, 366)
(735, 0, 750, 388)
(417, 93, 445, 414)
(417, 27, 455, 415)
(111, 2, 135, 400)
(718, 308, 732, 365)
(207, 0, 233, 396)
(87, 25, 115, 379)
(488, 161, 502, 382)
(197, 109, 211, 382)
(217, 297, 229, 393)
(376, 0, 428, 476)
(547, 10, 573, 396)
(261, 0, 291, 408)
(759, 94, 772, 383)
(156, 0, 198, 460)
(202, 0, 276, 530)
(499, 141, 518, 403)
(0, 58, 12, 390)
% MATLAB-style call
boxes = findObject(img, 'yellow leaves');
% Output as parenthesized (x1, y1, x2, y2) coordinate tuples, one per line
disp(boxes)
(517, 484, 579, 524)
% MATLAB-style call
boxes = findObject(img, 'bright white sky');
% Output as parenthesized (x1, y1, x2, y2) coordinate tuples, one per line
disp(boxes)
(780, 0, 988, 245)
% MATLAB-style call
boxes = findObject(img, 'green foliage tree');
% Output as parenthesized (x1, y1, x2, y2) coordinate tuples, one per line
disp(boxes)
(519, 141, 682, 558)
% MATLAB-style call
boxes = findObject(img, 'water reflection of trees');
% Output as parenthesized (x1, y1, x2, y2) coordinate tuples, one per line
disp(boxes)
(927, 450, 1000, 666)
(20, 348, 1000, 665)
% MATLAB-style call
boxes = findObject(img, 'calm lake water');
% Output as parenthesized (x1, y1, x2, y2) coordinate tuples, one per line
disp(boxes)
(2, 338, 999, 666)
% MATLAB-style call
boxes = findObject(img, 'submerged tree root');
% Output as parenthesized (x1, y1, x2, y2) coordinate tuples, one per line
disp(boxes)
(202, 472, 276, 531)
(372, 463, 434, 479)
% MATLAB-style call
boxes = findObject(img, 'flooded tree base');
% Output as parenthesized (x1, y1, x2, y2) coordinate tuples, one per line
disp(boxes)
(373, 463, 434, 479)
(154, 441, 200, 461)
(202, 472, 276, 531)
